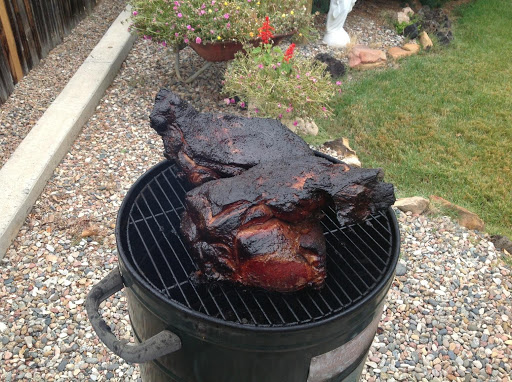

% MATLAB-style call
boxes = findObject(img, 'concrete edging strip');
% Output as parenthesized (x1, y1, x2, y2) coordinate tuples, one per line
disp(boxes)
(0, 7, 136, 259)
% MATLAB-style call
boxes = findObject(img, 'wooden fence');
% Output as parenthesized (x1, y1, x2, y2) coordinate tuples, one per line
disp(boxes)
(0, 0, 97, 104)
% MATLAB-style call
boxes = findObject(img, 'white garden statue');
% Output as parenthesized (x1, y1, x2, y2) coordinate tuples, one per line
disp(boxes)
(323, 0, 357, 48)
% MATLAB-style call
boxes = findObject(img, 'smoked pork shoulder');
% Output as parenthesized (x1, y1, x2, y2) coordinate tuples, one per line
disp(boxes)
(150, 89, 314, 186)
(180, 156, 395, 292)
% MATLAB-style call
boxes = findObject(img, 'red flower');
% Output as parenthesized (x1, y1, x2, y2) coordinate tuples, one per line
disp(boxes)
(258, 16, 274, 44)
(283, 43, 296, 63)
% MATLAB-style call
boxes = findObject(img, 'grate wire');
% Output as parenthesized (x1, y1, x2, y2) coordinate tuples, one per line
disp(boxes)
(124, 162, 396, 327)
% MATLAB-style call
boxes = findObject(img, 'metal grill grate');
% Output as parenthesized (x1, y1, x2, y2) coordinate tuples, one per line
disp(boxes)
(122, 161, 397, 327)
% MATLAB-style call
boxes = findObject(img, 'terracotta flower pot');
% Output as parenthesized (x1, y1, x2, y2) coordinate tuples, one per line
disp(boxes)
(188, 32, 295, 62)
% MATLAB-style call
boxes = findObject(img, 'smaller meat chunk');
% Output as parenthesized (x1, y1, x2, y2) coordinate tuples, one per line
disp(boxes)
(150, 89, 314, 185)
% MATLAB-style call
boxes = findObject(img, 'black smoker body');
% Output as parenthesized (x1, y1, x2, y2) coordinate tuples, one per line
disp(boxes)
(87, 154, 400, 382)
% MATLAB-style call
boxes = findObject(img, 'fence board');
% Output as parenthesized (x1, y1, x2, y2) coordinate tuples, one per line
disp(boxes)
(0, 0, 97, 103)
(22, 0, 41, 59)
(13, 0, 39, 69)
(0, 44, 14, 102)
(29, 0, 49, 57)
(0, 0, 22, 81)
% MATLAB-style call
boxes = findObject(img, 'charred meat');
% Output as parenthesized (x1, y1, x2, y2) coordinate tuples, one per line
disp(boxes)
(181, 156, 395, 292)
(150, 89, 314, 186)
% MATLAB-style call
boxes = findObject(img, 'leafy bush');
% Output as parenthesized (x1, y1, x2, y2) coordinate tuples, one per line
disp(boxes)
(223, 33, 339, 122)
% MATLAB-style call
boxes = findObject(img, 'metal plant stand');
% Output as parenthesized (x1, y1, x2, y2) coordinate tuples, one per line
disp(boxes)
(173, 50, 213, 84)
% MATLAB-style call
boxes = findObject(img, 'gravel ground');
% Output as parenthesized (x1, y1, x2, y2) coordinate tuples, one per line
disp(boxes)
(1, 2, 511, 381)
(0, 0, 128, 168)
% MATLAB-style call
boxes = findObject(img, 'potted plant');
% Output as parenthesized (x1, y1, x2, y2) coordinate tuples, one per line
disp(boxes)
(223, 17, 340, 135)
(128, 0, 315, 60)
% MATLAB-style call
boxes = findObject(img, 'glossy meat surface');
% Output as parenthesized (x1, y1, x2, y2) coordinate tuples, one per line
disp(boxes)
(150, 89, 314, 185)
(181, 156, 395, 292)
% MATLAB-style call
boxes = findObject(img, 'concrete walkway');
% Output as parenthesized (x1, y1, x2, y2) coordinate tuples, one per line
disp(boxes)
(0, 7, 136, 259)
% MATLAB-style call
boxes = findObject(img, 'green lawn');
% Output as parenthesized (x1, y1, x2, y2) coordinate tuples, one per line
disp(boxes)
(308, 0, 512, 238)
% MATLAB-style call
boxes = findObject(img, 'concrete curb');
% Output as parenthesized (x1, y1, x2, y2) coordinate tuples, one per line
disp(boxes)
(0, 7, 136, 259)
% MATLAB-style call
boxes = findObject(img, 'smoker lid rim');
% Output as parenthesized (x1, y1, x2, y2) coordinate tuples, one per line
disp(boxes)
(115, 156, 400, 332)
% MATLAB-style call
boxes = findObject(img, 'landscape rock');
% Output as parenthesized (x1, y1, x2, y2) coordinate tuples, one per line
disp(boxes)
(323, 137, 361, 167)
(436, 30, 454, 45)
(395, 261, 407, 276)
(348, 45, 387, 69)
(394, 196, 430, 215)
(490, 235, 512, 255)
(418, 7, 453, 45)
(430, 195, 485, 231)
(403, 43, 421, 54)
(388, 46, 414, 60)
(397, 12, 410, 24)
(419, 31, 433, 50)
(315, 53, 346, 78)
(402, 7, 414, 16)
(403, 23, 420, 39)
(282, 118, 319, 136)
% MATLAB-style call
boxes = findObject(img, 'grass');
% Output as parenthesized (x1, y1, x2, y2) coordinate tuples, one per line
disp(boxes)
(307, 0, 512, 238)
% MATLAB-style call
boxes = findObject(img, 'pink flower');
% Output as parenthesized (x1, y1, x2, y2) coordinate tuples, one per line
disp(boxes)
(132, 11, 138, 16)
(296, 75, 300, 79)
(162, 41, 167, 47)
(177, 13, 183, 17)
(187, 25, 192, 29)
(322, 106, 327, 111)
(184, 38, 189, 43)
(312, 78, 317, 83)
(224, 98, 231, 105)
(254, 108, 259, 113)
(224, 13, 229, 19)
(336, 81, 342, 85)
(200, 10, 206, 15)
(258, 64, 264, 69)
(211, 0, 216, 4)
(277, 103, 281, 107)
(196, 37, 202, 44)
(278, 113, 283, 118)
(175, 32, 179, 37)
(240, 102, 246, 108)
(230, 98, 236, 104)
(226, 23, 231, 29)
(286, 107, 291, 113)
(293, 121, 298, 126)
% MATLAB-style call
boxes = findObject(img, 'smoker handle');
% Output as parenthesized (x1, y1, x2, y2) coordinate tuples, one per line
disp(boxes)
(86, 267, 182, 363)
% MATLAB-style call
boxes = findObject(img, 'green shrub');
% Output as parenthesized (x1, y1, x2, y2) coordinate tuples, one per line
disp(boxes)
(223, 41, 339, 122)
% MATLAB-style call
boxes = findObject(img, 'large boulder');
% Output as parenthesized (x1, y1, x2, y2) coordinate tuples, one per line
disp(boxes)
(394, 196, 430, 215)
(348, 45, 387, 69)
(403, 23, 419, 39)
(419, 31, 433, 50)
(388, 43, 420, 60)
(323, 137, 361, 167)
(418, 7, 453, 45)
(315, 53, 346, 78)
(430, 195, 485, 231)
